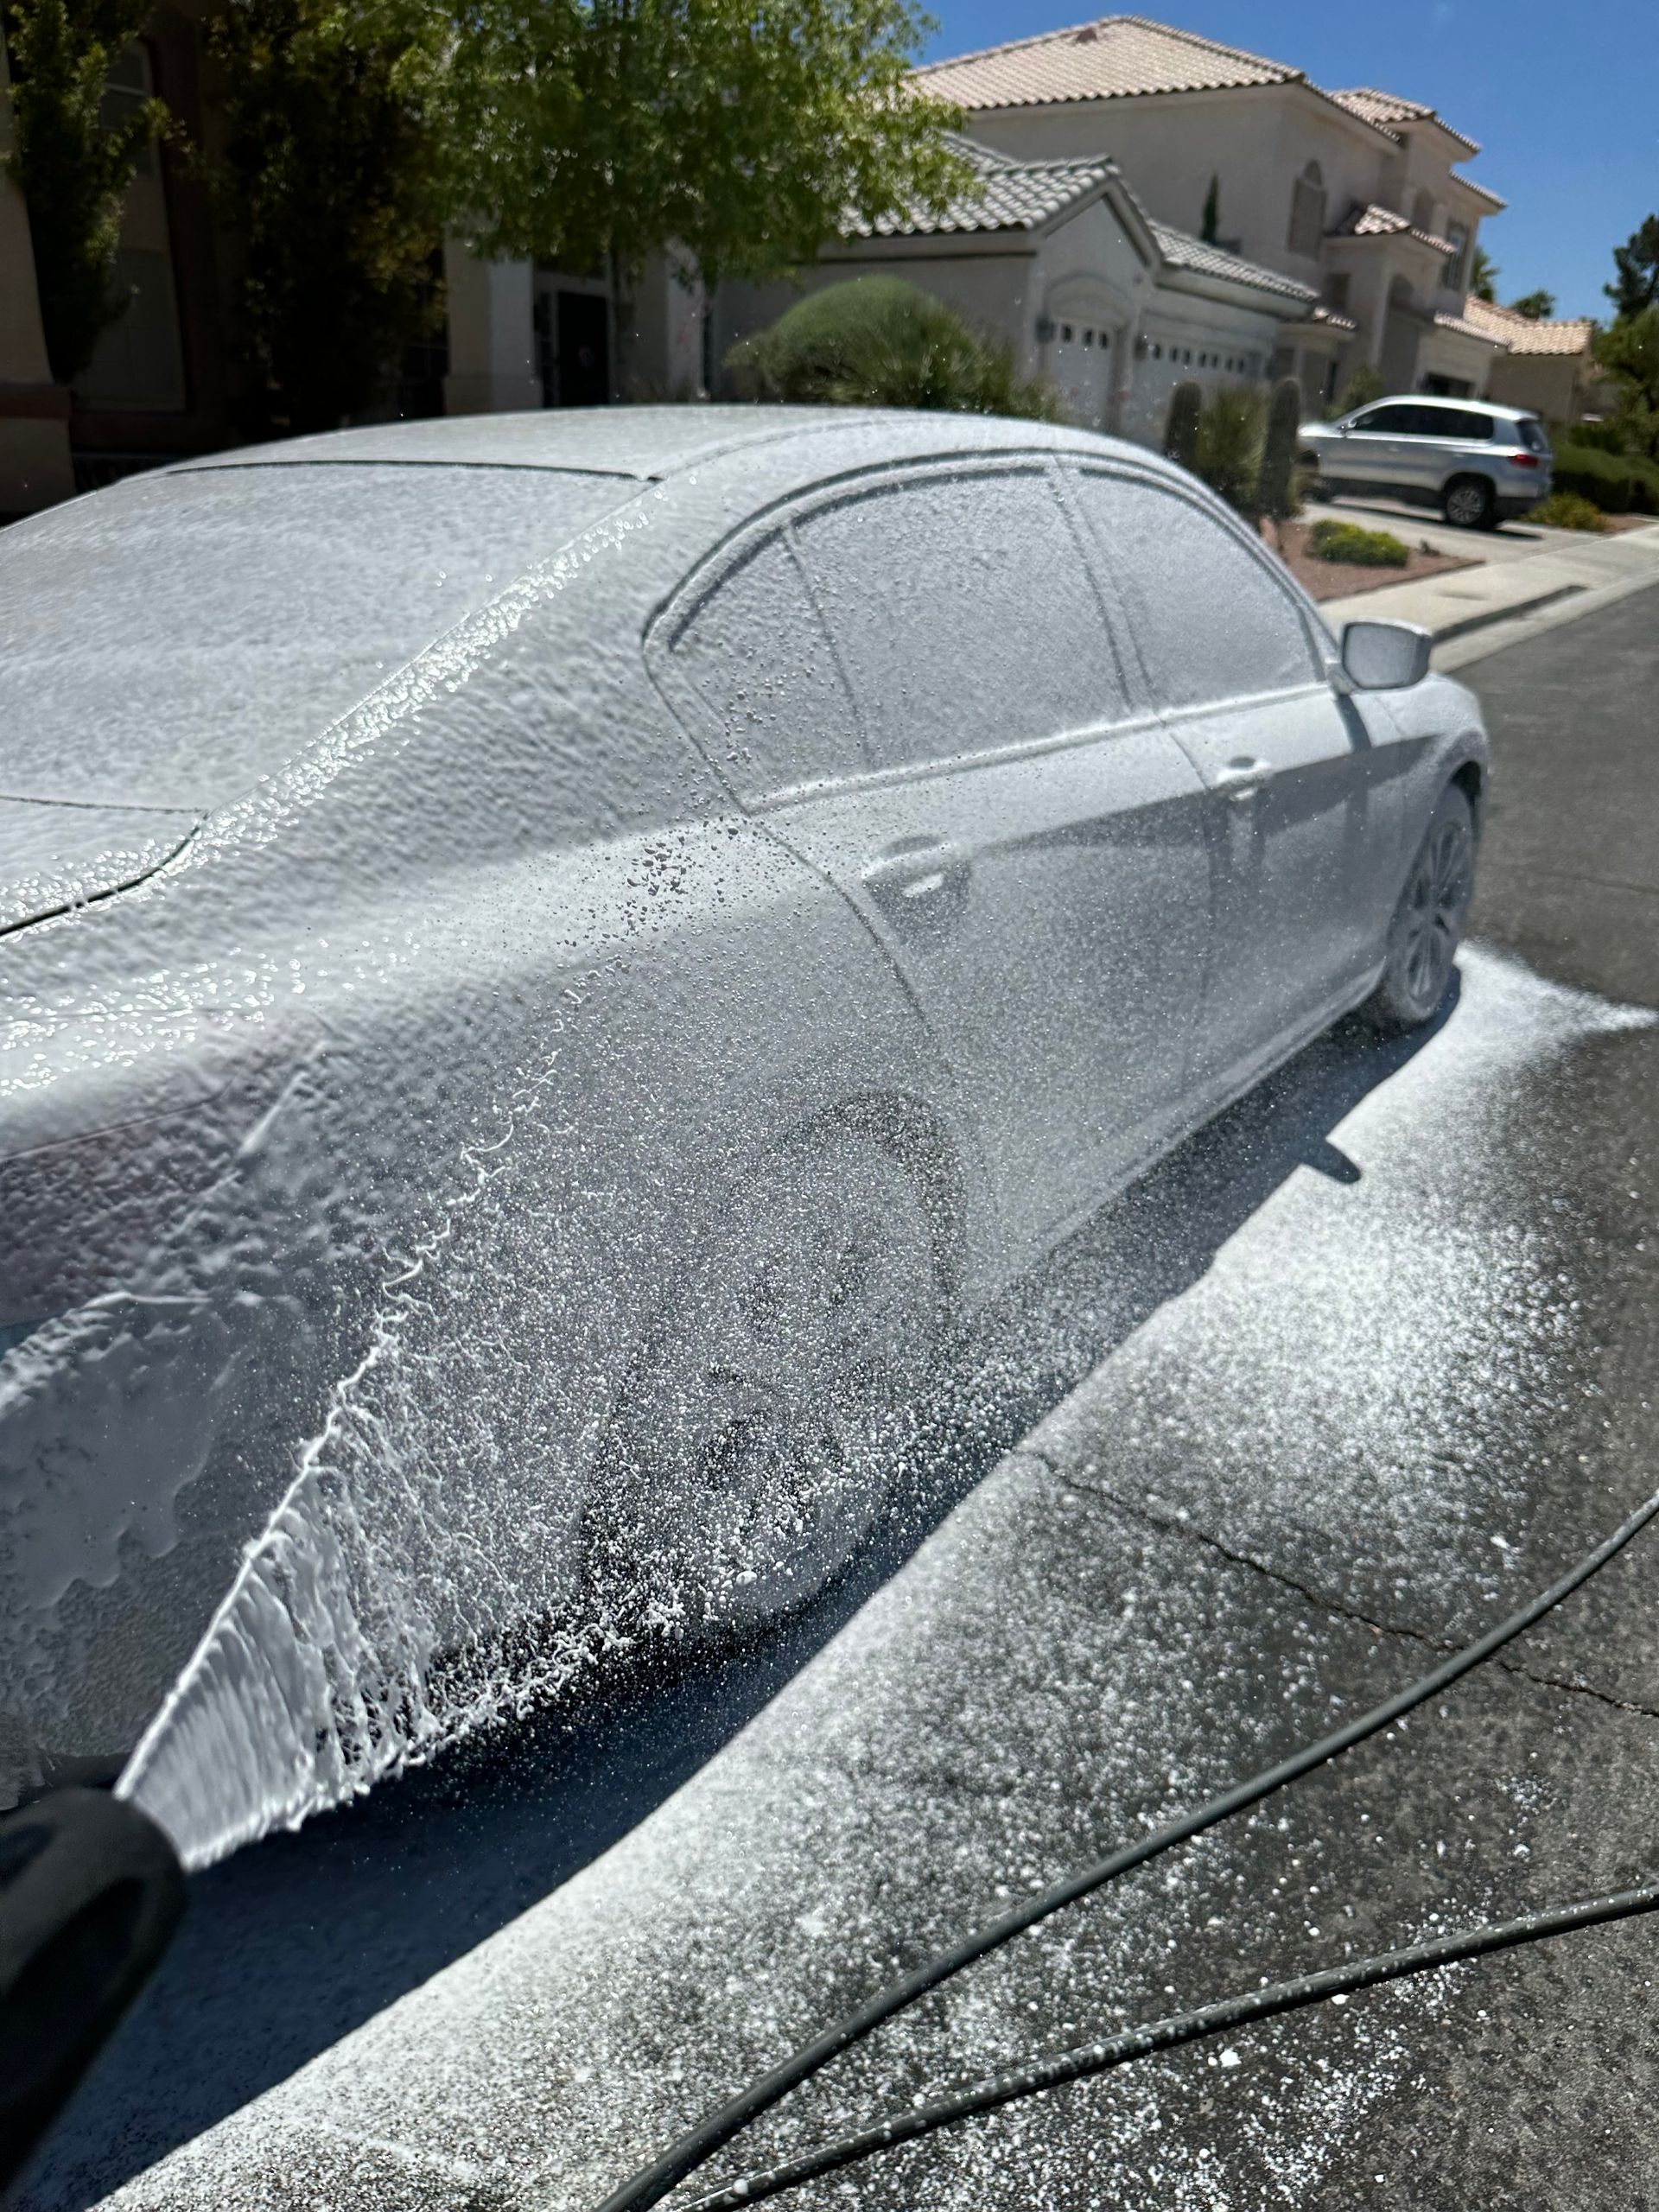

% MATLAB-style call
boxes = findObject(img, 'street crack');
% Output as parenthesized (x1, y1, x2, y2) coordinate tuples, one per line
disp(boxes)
(1020, 1446, 1659, 1728)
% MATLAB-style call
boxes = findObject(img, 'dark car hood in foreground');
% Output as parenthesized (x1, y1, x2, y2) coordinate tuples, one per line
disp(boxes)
(0, 797, 196, 937)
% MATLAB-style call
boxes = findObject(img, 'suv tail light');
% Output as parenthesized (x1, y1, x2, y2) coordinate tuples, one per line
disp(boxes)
(1510, 453, 1541, 469)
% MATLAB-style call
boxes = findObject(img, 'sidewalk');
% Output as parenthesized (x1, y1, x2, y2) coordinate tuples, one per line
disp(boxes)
(1310, 501, 1659, 652)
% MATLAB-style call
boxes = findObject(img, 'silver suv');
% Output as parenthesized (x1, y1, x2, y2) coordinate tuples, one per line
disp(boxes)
(1299, 395, 1553, 529)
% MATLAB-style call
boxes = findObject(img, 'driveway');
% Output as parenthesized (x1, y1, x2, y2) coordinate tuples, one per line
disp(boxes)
(28, 588, 1659, 2212)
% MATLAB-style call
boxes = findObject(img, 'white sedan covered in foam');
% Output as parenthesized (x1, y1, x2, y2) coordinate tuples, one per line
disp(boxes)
(0, 408, 1486, 1839)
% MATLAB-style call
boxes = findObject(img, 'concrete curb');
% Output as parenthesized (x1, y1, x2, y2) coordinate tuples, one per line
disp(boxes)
(1430, 582, 1584, 645)
(1434, 563, 1659, 673)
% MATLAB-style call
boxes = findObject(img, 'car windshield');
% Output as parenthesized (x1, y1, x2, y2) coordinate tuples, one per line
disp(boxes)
(0, 463, 636, 810)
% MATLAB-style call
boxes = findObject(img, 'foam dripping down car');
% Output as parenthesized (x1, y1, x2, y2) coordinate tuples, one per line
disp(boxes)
(0, 406, 1488, 1859)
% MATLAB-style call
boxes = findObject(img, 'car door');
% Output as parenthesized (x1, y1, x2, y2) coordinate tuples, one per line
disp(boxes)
(1415, 402, 1494, 497)
(785, 460, 1215, 1249)
(1067, 463, 1401, 1094)
(1336, 402, 1424, 495)
(654, 460, 1214, 1256)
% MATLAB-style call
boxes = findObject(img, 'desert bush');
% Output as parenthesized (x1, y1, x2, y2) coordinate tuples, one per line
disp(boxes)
(1163, 379, 1202, 471)
(1525, 491, 1611, 532)
(1257, 375, 1305, 522)
(1307, 518, 1410, 567)
(1192, 385, 1265, 512)
(1328, 362, 1387, 418)
(727, 276, 1061, 419)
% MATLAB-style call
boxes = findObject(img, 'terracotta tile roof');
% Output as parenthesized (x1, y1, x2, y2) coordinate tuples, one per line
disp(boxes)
(913, 14, 1301, 111)
(846, 133, 1116, 237)
(1307, 301, 1358, 334)
(1147, 219, 1318, 304)
(1454, 175, 1507, 212)
(1433, 307, 1510, 346)
(1327, 200, 1456, 257)
(1460, 296, 1598, 356)
(1328, 86, 1479, 156)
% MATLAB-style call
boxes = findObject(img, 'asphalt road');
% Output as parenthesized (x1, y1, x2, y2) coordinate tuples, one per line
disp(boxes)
(24, 584, 1659, 2212)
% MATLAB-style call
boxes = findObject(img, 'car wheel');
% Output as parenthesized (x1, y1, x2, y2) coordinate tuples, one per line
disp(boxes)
(588, 1127, 943, 1641)
(1362, 784, 1477, 1033)
(1442, 474, 1497, 530)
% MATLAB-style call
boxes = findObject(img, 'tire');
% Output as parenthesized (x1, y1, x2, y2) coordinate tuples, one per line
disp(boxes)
(1442, 474, 1497, 530)
(1362, 784, 1477, 1034)
(589, 1127, 943, 1641)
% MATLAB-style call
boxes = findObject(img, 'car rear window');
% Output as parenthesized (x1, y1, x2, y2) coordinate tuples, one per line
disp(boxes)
(0, 463, 636, 811)
(1515, 417, 1552, 454)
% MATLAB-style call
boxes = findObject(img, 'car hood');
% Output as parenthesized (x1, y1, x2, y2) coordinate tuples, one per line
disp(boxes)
(0, 795, 195, 937)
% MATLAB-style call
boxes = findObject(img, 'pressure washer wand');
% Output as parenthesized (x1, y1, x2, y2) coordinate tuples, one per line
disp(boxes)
(0, 1787, 186, 2197)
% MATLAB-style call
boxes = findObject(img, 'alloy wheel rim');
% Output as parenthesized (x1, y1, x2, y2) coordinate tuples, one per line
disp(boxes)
(1398, 815, 1472, 1010)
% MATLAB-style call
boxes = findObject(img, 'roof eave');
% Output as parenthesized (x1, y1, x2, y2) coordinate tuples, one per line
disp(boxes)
(1155, 264, 1316, 317)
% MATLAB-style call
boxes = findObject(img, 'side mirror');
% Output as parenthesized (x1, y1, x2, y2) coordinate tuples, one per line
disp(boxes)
(1341, 619, 1432, 691)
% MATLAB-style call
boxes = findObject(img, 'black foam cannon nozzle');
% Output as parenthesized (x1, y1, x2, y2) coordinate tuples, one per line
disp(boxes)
(0, 1787, 185, 2196)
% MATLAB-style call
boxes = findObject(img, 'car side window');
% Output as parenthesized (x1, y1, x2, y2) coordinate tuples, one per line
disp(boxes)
(660, 530, 866, 799)
(1070, 468, 1322, 709)
(1351, 404, 1408, 434)
(789, 464, 1133, 772)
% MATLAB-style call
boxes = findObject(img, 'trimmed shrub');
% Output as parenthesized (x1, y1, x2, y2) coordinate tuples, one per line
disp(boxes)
(1307, 518, 1411, 567)
(1525, 490, 1611, 532)
(1566, 420, 1631, 455)
(726, 277, 1062, 420)
(1550, 439, 1659, 515)
(1164, 379, 1202, 472)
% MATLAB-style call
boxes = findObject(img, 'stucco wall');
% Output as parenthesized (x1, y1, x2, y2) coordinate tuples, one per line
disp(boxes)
(1487, 350, 1582, 424)
(967, 85, 1390, 285)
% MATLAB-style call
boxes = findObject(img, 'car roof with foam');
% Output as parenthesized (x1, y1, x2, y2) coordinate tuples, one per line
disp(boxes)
(167, 404, 1159, 486)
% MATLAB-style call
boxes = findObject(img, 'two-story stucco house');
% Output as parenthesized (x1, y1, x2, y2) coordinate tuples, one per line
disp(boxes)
(912, 15, 1509, 410)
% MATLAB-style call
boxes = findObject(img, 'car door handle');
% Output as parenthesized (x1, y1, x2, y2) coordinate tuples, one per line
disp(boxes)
(1214, 757, 1269, 802)
(861, 840, 969, 915)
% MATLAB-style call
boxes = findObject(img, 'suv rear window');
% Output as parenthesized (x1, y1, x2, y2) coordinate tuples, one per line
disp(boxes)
(1515, 417, 1552, 454)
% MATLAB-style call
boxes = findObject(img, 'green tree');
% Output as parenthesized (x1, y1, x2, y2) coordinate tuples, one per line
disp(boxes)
(1470, 244, 1498, 303)
(1, 0, 168, 384)
(1594, 308, 1659, 458)
(208, 0, 453, 434)
(1199, 173, 1220, 245)
(727, 276, 1060, 420)
(452, 0, 969, 334)
(1508, 289, 1555, 321)
(1606, 216, 1659, 320)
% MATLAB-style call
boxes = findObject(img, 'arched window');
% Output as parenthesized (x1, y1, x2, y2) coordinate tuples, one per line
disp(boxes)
(1287, 160, 1325, 257)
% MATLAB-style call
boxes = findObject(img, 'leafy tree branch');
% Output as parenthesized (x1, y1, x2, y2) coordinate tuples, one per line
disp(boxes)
(1, 0, 169, 384)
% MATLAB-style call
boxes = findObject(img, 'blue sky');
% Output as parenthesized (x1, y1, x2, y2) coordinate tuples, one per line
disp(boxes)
(920, 3, 1659, 320)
